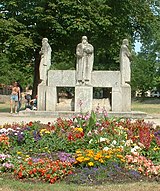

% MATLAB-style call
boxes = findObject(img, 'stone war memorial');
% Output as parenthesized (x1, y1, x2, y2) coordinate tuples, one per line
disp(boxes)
(37, 36, 136, 117)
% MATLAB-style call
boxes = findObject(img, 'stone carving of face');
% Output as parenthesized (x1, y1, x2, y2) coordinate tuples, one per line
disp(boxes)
(42, 38, 48, 45)
(82, 36, 88, 44)
(123, 39, 129, 46)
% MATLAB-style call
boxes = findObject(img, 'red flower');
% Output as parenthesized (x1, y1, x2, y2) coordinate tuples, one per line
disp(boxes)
(68, 134, 74, 141)
(28, 121, 33, 126)
(18, 171, 23, 178)
(29, 170, 33, 175)
(28, 160, 33, 166)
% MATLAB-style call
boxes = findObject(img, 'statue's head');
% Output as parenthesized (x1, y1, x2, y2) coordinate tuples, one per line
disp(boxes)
(82, 36, 88, 43)
(122, 39, 129, 46)
(42, 38, 48, 43)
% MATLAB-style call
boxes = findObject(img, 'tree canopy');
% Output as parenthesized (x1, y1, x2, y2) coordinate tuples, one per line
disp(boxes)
(0, 0, 159, 96)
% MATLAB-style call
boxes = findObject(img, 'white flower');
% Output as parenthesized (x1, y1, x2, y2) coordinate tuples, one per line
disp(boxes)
(131, 145, 141, 153)
(0, 128, 7, 133)
(87, 131, 92, 136)
(99, 137, 108, 142)
(112, 140, 117, 145)
(103, 146, 110, 151)
(125, 139, 133, 147)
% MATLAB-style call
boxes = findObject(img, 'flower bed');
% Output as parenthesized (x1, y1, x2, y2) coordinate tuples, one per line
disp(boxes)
(0, 111, 159, 184)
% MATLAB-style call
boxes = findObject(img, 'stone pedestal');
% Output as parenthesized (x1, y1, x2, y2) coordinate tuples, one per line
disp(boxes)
(121, 84, 131, 111)
(112, 87, 122, 112)
(38, 70, 132, 113)
(46, 87, 57, 111)
(37, 85, 47, 111)
(75, 86, 93, 113)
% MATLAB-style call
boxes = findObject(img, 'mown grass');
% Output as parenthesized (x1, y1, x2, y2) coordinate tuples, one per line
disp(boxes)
(0, 176, 160, 191)
(0, 101, 26, 113)
(131, 98, 160, 114)
(0, 102, 10, 112)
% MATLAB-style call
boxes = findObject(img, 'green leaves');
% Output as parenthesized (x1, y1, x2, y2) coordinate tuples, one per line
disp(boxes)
(0, 0, 160, 92)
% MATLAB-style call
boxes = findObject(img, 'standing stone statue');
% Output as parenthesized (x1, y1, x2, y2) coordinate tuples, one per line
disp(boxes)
(120, 39, 132, 85)
(39, 38, 52, 85)
(76, 36, 94, 85)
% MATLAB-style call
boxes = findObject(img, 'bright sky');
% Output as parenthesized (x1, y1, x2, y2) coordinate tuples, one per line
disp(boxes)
(134, 41, 142, 53)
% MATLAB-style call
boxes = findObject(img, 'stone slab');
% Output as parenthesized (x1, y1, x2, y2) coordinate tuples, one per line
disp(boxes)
(91, 71, 121, 87)
(18, 110, 147, 119)
(48, 70, 121, 87)
(75, 86, 93, 112)
(48, 70, 76, 87)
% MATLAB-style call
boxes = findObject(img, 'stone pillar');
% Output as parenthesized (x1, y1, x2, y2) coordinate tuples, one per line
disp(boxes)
(112, 87, 122, 112)
(121, 84, 131, 111)
(75, 86, 93, 113)
(46, 87, 57, 111)
(37, 85, 47, 111)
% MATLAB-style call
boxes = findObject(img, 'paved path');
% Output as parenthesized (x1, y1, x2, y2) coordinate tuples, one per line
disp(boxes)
(0, 112, 160, 126)
(0, 112, 58, 125)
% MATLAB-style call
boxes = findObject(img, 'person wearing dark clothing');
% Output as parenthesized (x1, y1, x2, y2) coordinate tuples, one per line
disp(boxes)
(17, 82, 23, 111)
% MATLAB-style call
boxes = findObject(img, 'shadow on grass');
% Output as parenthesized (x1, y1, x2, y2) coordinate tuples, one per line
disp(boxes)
(0, 103, 10, 112)
(132, 97, 160, 104)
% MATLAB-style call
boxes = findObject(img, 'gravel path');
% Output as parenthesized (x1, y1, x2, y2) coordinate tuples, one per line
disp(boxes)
(0, 112, 160, 126)
(0, 112, 58, 125)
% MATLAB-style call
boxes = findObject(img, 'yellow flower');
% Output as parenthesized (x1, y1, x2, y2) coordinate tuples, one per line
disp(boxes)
(25, 155, 30, 158)
(99, 159, 104, 163)
(105, 155, 111, 159)
(116, 154, 123, 159)
(83, 157, 90, 161)
(45, 131, 50, 134)
(88, 162, 94, 167)
(76, 156, 84, 162)
(153, 147, 160, 151)
(120, 159, 125, 163)
(75, 127, 83, 132)
(86, 150, 94, 155)
(76, 150, 82, 154)
(76, 153, 82, 157)
(86, 153, 94, 157)
(94, 156, 99, 161)
(40, 129, 46, 132)
(17, 151, 22, 155)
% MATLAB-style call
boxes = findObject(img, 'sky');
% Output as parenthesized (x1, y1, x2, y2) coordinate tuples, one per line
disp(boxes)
(134, 41, 142, 53)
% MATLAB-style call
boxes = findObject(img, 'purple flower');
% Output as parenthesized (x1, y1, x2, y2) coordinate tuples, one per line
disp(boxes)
(58, 152, 75, 163)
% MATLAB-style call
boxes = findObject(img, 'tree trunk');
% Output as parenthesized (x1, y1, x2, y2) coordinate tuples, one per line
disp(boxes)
(32, 49, 40, 98)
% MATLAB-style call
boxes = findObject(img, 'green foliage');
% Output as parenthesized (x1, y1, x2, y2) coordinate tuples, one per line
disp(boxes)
(0, 0, 160, 93)
(131, 52, 157, 94)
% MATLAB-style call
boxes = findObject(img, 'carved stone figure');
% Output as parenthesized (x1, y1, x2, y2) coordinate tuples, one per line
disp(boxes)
(76, 36, 94, 85)
(39, 38, 52, 85)
(120, 39, 132, 85)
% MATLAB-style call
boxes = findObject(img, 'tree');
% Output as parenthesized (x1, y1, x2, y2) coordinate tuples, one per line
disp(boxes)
(131, 51, 157, 96)
(0, 0, 159, 97)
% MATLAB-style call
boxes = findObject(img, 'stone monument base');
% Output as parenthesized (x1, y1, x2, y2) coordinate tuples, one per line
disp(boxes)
(18, 110, 147, 119)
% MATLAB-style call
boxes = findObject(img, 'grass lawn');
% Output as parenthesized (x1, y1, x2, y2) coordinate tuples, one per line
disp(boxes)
(0, 177, 160, 191)
(0, 102, 10, 112)
(131, 98, 160, 114)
